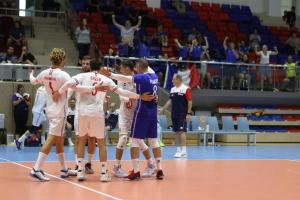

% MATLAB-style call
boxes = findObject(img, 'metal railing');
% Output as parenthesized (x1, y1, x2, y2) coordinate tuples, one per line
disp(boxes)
(0, 57, 299, 92)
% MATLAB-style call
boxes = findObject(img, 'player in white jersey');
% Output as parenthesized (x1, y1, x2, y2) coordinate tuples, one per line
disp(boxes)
(28, 48, 98, 182)
(112, 60, 156, 178)
(16, 86, 47, 150)
(58, 59, 155, 182)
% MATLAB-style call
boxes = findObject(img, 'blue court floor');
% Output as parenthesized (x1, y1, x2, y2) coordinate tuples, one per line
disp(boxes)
(1, 145, 300, 162)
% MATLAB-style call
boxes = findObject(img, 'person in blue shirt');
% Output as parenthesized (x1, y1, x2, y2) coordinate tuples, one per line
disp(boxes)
(137, 34, 150, 58)
(189, 37, 209, 61)
(101, 59, 164, 180)
(174, 38, 189, 60)
(223, 36, 240, 89)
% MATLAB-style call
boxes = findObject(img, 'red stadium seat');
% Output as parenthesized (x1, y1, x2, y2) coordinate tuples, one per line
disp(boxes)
(209, 12, 219, 21)
(228, 23, 238, 32)
(198, 11, 209, 21)
(219, 13, 229, 22)
(211, 3, 221, 12)
(191, 2, 201, 11)
(217, 23, 227, 32)
(154, 8, 165, 18)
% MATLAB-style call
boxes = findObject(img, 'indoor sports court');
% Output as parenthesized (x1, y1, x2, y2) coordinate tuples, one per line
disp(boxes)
(1, 0, 300, 200)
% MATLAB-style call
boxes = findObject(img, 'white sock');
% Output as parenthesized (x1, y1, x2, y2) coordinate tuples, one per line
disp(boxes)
(147, 159, 152, 166)
(176, 147, 181, 153)
(75, 154, 78, 165)
(155, 157, 162, 170)
(34, 152, 47, 171)
(115, 159, 121, 166)
(18, 131, 29, 143)
(100, 162, 107, 174)
(132, 159, 139, 173)
(57, 153, 67, 171)
(78, 158, 84, 171)
(87, 154, 93, 163)
(182, 146, 187, 154)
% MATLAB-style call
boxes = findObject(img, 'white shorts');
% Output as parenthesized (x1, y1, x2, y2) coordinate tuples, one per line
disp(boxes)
(74, 115, 79, 135)
(118, 108, 134, 136)
(48, 117, 67, 137)
(78, 115, 105, 139)
(32, 111, 47, 127)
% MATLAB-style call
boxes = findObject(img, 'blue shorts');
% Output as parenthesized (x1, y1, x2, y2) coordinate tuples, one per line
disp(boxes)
(172, 116, 187, 132)
(131, 112, 157, 139)
(259, 66, 272, 77)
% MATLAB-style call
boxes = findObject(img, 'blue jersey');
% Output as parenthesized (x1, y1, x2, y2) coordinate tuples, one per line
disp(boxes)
(133, 73, 158, 115)
(179, 46, 189, 59)
(191, 45, 202, 59)
(225, 48, 238, 63)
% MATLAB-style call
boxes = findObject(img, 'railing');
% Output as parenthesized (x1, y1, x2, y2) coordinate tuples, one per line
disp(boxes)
(0, 57, 299, 92)
(0, 7, 67, 31)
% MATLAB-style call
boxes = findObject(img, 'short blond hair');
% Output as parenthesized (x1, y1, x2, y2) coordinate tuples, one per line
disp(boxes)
(50, 48, 66, 65)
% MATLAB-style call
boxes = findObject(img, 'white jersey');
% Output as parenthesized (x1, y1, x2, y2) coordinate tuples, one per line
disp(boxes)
(73, 72, 117, 117)
(32, 86, 47, 114)
(259, 51, 272, 65)
(30, 68, 71, 118)
(118, 81, 137, 112)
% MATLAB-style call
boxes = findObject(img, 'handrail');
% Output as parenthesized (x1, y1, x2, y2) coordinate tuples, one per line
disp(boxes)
(0, 63, 80, 70)
(0, 7, 65, 15)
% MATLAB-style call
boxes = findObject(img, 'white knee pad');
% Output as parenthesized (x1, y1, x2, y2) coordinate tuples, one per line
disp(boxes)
(117, 135, 128, 150)
(140, 140, 149, 151)
(148, 138, 159, 148)
(131, 138, 143, 148)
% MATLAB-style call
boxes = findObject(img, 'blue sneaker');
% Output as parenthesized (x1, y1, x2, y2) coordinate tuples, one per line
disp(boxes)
(15, 139, 22, 150)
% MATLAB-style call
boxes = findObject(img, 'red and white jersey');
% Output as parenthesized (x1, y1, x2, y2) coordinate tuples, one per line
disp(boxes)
(32, 86, 47, 114)
(73, 72, 117, 117)
(30, 68, 71, 118)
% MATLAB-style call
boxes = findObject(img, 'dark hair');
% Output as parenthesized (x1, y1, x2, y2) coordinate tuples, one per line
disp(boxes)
(136, 58, 148, 69)
(17, 84, 24, 92)
(174, 74, 182, 81)
(121, 59, 134, 70)
(82, 55, 91, 61)
(90, 59, 102, 71)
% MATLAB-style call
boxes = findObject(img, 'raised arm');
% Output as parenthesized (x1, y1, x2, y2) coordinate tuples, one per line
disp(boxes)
(133, 16, 142, 29)
(223, 36, 229, 50)
(203, 36, 209, 49)
(174, 38, 183, 48)
(29, 70, 41, 85)
(112, 15, 123, 29)
(255, 46, 261, 56)
(271, 46, 279, 55)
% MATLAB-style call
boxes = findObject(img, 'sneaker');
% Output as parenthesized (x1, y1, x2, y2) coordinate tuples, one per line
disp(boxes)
(159, 140, 165, 147)
(156, 170, 164, 180)
(142, 163, 156, 177)
(112, 165, 127, 178)
(174, 151, 182, 158)
(100, 172, 111, 182)
(126, 170, 141, 180)
(85, 163, 94, 174)
(77, 170, 85, 181)
(60, 168, 77, 178)
(30, 168, 50, 182)
(15, 139, 22, 150)
(181, 152, 187, 158)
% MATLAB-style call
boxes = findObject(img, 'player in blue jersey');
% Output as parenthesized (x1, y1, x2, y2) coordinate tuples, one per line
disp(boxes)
(101, 59, 164, 180)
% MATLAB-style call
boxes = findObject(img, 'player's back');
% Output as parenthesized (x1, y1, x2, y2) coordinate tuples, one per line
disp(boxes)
(75, 72, 111, 116)
(37, 68, 70, 117)
(134, 72, 158, 115)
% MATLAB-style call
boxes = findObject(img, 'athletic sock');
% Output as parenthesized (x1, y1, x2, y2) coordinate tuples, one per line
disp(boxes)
(75, 154, 78, 165)
(182, 146, 187, 154)
(34, 152, 47, 171)
(176, 146, 181, 153)
(132, 159, 139, 173)
(155, 157, 162, 170)
(100, 162, 107, 174)
(115, 159, 121, 166)
(57, 153, 67, 171)
(18, 131, 29, 143)
(147, 159, 152, 166)
(87, 154, 93, 164)
(78, 158, 84, 171)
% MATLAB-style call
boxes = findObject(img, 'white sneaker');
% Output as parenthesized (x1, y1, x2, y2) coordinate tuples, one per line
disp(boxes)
(77, 170, 86, 181)
(61, 168, 77, 178)
(142, 163, 156, 177)
(181, 152, 187, 158)
(30, 168, 50, 182)
(174, 151, 182, 158)
(100, 172, 112, 182)
(112, 165, 127, 178)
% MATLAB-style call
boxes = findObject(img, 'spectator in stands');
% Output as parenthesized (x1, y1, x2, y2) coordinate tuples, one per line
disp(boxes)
(172, 0, 186, 15)
(199, 48, 211, 89)
(18, 46, 37, 65)
(12, 84, 31, 140)
(286, 32, 300, 55)
(287, 6, 296, 28)
(174, 38, 189, 60)
(7, 21, 26, 48)
(152, 24, 167, 46)
(160, 74, 192, 158)
(255, 45, 278, 91)
(190, 37, 209, 61)
(187, 27, 199, 42)
(238, 41, 249, 55)
(283, 55, 297, 92)
(75, 18, 91, 65)
(249, 29, 261, 49)
(237, 54, 251, 90)
(161, 34, 169, 47)
(112, 14, 142, 56)
(223, 36, 240, 90)
(136, 33, 150, 58)
(0, 46, 17, 63)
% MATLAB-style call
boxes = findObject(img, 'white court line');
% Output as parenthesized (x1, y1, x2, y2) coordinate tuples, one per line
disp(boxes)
(0, 157, 123, 200)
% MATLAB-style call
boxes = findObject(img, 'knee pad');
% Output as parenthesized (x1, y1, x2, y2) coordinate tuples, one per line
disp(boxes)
(140, 140, 148, 152)
(117, 135, 128, 149)
(148, 138, 159, 148)
(131, 138, 141, 148)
